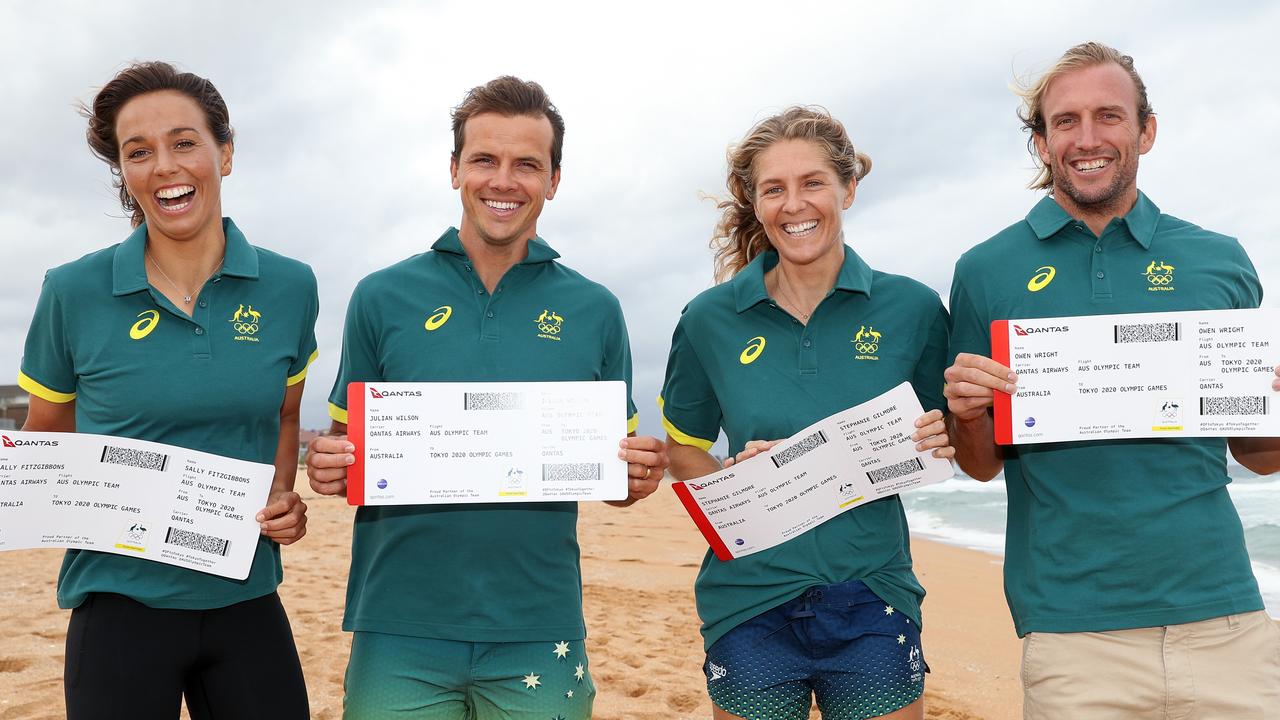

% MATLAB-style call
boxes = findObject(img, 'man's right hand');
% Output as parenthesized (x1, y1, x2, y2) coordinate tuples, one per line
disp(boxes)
(306, 434, 355, 497)
(943, 353, 1018, 421)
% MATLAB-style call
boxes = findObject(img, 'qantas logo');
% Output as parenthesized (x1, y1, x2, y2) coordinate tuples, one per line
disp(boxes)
(1012, 324, 1069, 336)
(369, 387, 421, 398)
(2, 435, 59, 447)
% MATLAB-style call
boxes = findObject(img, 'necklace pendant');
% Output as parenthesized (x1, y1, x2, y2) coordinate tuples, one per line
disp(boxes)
(183, 295, 192, 304)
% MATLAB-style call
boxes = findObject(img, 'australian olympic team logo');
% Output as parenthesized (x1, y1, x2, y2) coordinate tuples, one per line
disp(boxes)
(535, 309, 564, 341)
(1143, 259, 1175, 292)
(229, 303, 262, 342)
(853, 325, 881, 360)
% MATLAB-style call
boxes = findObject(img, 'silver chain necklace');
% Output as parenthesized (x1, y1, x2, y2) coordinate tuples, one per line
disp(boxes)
(774, 274, 815, 321)
(147, 252, 224, 305)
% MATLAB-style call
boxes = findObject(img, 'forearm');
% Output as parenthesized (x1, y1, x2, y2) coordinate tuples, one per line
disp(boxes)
(948, 412, 1004, 481)
(666, 438, 722, 481)
(1228, 437, 1280, 475)
(272, 409, 301, 493)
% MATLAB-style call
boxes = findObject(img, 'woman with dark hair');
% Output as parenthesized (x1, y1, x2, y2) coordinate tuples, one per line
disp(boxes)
(19, 61, 315, 719)
(660, 107, 953, 720)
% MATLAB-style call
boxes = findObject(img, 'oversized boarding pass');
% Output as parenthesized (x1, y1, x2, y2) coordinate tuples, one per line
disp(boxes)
(346, 381, 629, 505)
(992, 308, 1280, 445)
(0, 431, 273, 579)
(671, 383, 953, 561)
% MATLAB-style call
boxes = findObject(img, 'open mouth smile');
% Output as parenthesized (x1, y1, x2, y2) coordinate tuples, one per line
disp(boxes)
(782, 220, 818, 238)
(154, 184, 196, 213)
(483, 199, 524, 216)
(1070, 158, 1112, 175)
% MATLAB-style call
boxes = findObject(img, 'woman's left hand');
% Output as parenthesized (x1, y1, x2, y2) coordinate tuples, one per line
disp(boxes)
(618, 435, 669, 502)
(257, 490, 309, 544)
(912, 409, 955, 459)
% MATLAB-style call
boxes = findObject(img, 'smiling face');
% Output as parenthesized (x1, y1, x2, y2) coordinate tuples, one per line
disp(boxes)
(752, 139, 855, 269)
(451, 112, 560, 250)
(1034, 62, 1156, 220)
(115, 90, 232, 243)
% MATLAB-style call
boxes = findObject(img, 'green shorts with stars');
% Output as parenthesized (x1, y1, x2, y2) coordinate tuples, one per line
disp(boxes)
(344, 632, 595, 720)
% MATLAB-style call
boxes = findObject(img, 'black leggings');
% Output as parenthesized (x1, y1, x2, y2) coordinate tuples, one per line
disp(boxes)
(64, 591, 309, 720)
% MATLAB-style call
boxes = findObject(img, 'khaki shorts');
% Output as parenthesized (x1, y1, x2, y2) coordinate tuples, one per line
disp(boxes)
(1022, 611, 1280, 720)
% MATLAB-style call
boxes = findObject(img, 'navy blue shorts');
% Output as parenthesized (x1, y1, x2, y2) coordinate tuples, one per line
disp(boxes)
(704, 580, 926, 720)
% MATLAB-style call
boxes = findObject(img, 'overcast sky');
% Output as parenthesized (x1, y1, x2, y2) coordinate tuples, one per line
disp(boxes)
(2, 1, 1277, 439)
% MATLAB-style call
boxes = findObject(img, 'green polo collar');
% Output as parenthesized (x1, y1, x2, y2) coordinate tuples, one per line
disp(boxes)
(111, 217, 259, 297)
(732, 244, 873, 313)
(1026, 192, 1160, 250)
(430, 227, 562, 264)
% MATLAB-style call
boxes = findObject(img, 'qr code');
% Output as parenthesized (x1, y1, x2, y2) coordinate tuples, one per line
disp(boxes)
(770, 430, 828, 468)
(542, 462, 601, 484)
(463, 392, 524, 410)
(1200, 396, 1269, 416)
(100, 445, 169, 472)
(1113, 322, 1181, 344)
(164, 527, 230, 556)
(867, 457, 925, 484)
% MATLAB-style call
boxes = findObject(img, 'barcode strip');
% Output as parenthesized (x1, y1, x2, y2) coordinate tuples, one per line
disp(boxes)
(100, 445, 169, 472)
(1113, 322, 1181, 344)
(164, 527, 230, 556)
(770, 430, 829, 468)
(1200, 396, 1269, 416)
(463, 392, 523, 411)
(867, 457, 925, 484)
(542, 462, 602, 483)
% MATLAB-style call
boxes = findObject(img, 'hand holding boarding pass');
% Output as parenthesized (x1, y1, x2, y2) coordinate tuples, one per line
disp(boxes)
(0, 431, 273, 579)
(991, 308, 1280, 444)
(671, 383, 953, 561)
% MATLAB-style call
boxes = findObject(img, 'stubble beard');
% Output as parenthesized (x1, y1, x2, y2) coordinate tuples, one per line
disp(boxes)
(1051, 149, 1139, 220)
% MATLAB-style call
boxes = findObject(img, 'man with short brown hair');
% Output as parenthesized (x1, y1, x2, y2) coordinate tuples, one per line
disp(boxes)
(945, 42, 1280, 718)
(306, 76, 668, 720)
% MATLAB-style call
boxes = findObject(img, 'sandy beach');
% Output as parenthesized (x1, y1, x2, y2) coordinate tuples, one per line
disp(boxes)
(0, 474, 1022, 719)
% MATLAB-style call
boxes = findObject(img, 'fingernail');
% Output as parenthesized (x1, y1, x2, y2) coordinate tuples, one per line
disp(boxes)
(346, 455, 355, 465)
(617, 450, 627, 460)
(255, 513, 264, 522)
(344, 443, 355, 452)
(1005, 384, 1015, 393)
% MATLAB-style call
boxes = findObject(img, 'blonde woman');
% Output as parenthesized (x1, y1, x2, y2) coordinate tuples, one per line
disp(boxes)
(661, 107, 952, 720)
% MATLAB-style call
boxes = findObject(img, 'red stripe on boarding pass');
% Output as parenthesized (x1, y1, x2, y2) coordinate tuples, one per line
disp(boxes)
(346, 383, 366, 505)
(990, 320, 1013, 445)
(671, 481, 734, 561)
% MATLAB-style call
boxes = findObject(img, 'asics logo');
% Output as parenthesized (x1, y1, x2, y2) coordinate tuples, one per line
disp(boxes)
(1027, 266, 1056, 292)
(739, 336, 766, 365)
(425, 306, 452, 331)
(129, 310, 160, 340)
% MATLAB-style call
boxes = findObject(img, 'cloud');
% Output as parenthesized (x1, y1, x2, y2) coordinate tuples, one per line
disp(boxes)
(1, 0, 1276, 442)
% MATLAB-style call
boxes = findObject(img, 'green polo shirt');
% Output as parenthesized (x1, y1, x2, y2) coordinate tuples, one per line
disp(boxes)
(19, 218, 319, 610)
(949, 192, 1264, 636)
(327, 227, 638, 642)
(660, 246, 948, 650)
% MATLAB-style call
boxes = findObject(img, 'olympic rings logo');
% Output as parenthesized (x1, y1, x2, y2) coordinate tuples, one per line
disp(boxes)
(233, 322, 259, 334)
(537, 323, 561, 334)
(1147, 274, 1173, 285)
(854, 342, 879, 354)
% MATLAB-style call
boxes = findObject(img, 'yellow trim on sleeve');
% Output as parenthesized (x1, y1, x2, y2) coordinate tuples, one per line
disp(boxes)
(18, 371, 76, 403)
(286, 349, 320, 387)
(627, 413, 639, 434)
(328, 402, 349, 425)
(656, 396, 714, 452)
